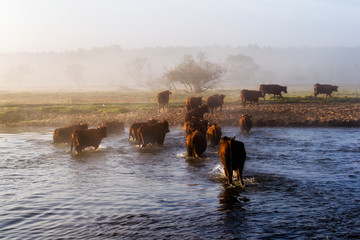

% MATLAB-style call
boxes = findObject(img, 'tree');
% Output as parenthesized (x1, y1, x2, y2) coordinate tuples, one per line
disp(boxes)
(65, 64, 85, 87)
(164, 53, 226, 93)
(225, 54, 260, 84)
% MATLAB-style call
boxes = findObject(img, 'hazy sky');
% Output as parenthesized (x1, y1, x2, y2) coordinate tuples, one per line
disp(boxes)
(1, 0, 359, 52)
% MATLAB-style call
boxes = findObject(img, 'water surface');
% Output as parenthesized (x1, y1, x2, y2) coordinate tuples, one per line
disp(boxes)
(0, 127, 359, 239)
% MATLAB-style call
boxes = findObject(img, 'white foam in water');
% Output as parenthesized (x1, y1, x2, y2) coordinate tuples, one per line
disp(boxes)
(176, 152, 187, 157)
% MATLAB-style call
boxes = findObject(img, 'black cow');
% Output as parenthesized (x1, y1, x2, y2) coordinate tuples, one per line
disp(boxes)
(157, 90, 172, 110)
(207, 94, 225, 115)
(240, 90, 263, 106)
(314, 83, 338, 98)
(259, 84, 287, 100)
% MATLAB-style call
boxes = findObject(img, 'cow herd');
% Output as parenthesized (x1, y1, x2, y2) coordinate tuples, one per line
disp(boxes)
(52, 94, 250, 186)
(239, 83, 338, 106)
(53, 83, 339, 186)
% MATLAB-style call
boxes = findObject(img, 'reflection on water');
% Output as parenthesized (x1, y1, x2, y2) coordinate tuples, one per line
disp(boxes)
(0, 126, 359, 239)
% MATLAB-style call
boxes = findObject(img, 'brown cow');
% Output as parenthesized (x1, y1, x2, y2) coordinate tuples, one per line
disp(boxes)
(207, 94, 225, 115)
(184, 117, 208, 135)
(218, 136, 246, 186)
(129, 119, 158, 141)
(184, 105, 209, 122)
(259, 84, 287, 100)
(185, 97, 202, 111)
(240, 90, 263, 107)
(157, 90, 172, 110)
(314, 83, 338, 98)
(137, 120, 170, 147)
(186, 130, 207, 157)
(239, 114, 252, 134)
(53, 123, 88, 144)
(207, 124, 222, 146)
(71, 126, 107, 153)
(99, 120, 124, 135)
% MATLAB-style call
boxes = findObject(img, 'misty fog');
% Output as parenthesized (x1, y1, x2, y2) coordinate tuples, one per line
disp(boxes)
(1, 45, 359, 91)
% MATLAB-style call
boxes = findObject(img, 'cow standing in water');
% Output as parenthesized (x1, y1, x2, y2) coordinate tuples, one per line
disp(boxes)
(314, 83, 338, 99)
(218, 136, 247, 186)
(186, 130, 207, 157)
(239, 114, 252, 134)
(137, 120, 170, 148)
(71, 126, 107, 153)
(207, 94, 225, 115)
(240, 90, 263, 107)
(207, 124, 222, 146)
(259, 84, 287, 100)
(185, 97, 203, 111)
(184, 117, 208, 135)
(157, 90, 172, 111)
(129, 119, 158, 141)
(98, 120, 124, 135)
(184, 105, 209, 122)
(53, 123, 88, 144)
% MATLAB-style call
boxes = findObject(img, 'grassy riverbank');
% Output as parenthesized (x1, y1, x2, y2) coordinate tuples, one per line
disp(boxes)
(0, 90, 359, 127)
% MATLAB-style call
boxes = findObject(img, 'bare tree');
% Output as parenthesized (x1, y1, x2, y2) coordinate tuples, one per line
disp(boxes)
(164, 53, 226, 93)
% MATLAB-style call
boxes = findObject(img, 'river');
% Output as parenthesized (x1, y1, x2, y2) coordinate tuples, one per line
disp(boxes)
(0, 126, 359, 239)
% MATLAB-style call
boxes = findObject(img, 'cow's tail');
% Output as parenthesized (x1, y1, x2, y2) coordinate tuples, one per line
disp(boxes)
(70, 138, 74, 152)
(228, 139, 233, 184)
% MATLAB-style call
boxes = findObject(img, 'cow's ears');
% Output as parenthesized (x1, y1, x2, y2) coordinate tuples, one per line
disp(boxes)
(231, 137, 236, 141)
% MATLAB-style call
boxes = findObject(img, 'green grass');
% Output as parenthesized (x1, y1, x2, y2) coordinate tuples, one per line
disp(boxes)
(0, 90, 359, 125)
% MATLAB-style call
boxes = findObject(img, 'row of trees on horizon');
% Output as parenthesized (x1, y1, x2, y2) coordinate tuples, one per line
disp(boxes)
(0, 45, 359, 92)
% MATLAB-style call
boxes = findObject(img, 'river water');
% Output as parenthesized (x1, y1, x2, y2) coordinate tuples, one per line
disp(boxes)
(0, 126, 359, 239)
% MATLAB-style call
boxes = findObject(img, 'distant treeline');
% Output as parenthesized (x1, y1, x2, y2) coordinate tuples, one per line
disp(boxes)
(0, 45, 359, 90)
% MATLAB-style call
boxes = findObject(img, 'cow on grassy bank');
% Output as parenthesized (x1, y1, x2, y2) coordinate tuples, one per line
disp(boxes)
(207, 94, 225, 115)
(259, 84, 287, 100)
(240, 90, 263, 107)
(314, 83, 338, 99)
(157, 90, 172, 111)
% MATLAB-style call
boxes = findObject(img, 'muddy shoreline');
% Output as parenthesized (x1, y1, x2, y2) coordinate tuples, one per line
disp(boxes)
(3, 102, 359, 128)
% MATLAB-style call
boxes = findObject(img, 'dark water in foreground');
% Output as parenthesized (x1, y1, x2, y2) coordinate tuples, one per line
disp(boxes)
(0, 127, 359, 239)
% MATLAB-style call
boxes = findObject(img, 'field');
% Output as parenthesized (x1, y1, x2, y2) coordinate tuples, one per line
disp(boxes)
(0, 89, 359, 128)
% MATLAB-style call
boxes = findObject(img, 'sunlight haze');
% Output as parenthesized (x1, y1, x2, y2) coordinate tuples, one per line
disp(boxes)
(1, 0, 359, 52)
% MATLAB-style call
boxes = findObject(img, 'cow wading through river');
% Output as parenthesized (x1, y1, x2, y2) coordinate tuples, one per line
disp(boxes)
(239, 114, 252, 134)
(218, 136, 247, 186)
(53, 123, 88, 144)
(71, 126, 107, 153)
(137, 120, 170, 148)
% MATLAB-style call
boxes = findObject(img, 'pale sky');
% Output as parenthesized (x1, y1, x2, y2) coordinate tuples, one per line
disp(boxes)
(0, 0, 359, 52)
